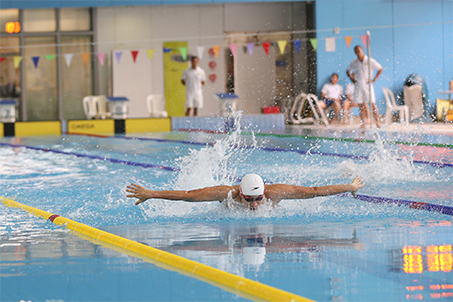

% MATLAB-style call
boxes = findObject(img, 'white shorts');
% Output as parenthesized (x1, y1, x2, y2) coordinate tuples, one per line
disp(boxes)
(354, 85, 376, 104)
(186, 95, 203, 108)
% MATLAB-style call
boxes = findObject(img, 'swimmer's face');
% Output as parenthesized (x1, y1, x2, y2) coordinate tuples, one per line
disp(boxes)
(240, 193, 265, 211)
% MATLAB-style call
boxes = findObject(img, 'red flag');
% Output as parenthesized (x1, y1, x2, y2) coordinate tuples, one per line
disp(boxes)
(262, 42, 270, 55)
(0, 57, 6, 63)
(131, 50, 139, 63)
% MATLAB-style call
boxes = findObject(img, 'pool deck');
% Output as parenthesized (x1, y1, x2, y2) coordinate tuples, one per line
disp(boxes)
(284, 121, 453, 137)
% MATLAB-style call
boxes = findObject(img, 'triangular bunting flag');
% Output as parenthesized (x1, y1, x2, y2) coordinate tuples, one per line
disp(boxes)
(163, 48, 172, 53)
(131, 50, 139, 63)
(212, 45, 221, 58)
(345, 36, 353, 48)
(0, 57, 6, 63)
(45, 54, 57, 60)
(277, 40, 287, 55)
(361, 35, 368, 47)
(325, 37, 336, 52)
(146, 49, 155, 61)
(97, 52, 106, 66)
(179, 47, 187, 61)
(130, 50, 138, 63)
(229, 44, 237, 57)
(13, 56, 22, 68)
(115, 51, 123, 64)
(32, 56, 40, 68)
(64, 54, 73, 67)
(81, 53, 90, 66)
(243, 46, 248, 54)
(196, 46, 204, 59)
(247, 43, 254, 55)
(310, 38, 318, 51)
(262, 42, 270, 55)
(293, 40, 301, 53)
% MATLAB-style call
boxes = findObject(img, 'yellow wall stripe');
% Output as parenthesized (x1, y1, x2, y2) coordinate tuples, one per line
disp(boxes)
(67, 120, 114, 135)
(125, 118, 171, 133)
(15, 121, 61, 136)
(0, 123, 3, 137)
(1, 197, 314, 302)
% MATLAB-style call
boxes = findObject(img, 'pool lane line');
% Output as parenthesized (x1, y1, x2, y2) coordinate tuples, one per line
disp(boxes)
(68, 132, 453, 168)
(0, 197, 314, 302)
(241, 131, 453, 149)
(68, 132, 215, 146)
(339, 193, 453, 216)
(0, 142, 180, 172)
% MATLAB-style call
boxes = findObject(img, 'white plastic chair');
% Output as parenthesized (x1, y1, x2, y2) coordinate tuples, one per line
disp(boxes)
(92, 95, 111, 119)
(82, 96, 97, 119)
(382, 87, 409, 126)
(146, 94, 168, 118)
(403, 85, 424, 121)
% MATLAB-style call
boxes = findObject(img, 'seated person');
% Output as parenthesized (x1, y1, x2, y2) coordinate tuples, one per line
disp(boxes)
(343, 82, 370, 126)
(319, 73, 343, 123)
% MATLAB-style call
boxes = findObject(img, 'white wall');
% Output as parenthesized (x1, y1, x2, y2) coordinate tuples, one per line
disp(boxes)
(95, 2, 305, 117)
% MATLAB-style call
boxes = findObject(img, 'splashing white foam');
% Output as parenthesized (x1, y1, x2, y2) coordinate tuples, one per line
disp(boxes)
(173, 112, 257, 190)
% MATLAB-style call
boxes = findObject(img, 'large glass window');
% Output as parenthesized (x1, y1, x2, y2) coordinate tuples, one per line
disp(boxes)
(0, 9, 19, 33)
(61, 35, 93, 120)
(24, 36, 58, 121)
(23, 9, 56, 32)
(0, 36, 21, 115)
(60, 8, 91, 31)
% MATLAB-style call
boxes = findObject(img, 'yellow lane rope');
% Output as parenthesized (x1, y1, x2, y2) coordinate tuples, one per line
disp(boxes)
(1, 197, 315, 302)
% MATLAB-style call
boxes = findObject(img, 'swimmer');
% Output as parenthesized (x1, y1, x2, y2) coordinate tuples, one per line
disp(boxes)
(127, 174, 365, 211)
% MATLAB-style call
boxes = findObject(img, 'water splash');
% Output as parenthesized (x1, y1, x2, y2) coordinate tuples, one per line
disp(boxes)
(173, 112, 257, 189)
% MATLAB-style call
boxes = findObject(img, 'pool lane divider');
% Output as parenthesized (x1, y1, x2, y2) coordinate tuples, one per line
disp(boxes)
(67, 132, 453, 168)
(241, 131, 453, 150)
(0, 142, 180, 172)
(0, 197, 314, 302)
(340, 193, 453, 216)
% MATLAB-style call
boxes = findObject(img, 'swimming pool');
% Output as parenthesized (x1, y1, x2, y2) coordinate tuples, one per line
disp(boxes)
(1, 126, 452, 301)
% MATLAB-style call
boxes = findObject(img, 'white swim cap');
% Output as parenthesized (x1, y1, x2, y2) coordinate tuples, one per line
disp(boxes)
(240, 174, 265, 196)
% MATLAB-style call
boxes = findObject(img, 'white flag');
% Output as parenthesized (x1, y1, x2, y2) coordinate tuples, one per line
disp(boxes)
(196, 46, 205, 59)
(64, 53, 74, 67)
(325, 37, 336, 52)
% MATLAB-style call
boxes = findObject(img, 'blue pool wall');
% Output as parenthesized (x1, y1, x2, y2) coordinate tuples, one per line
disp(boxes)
(315, 0, 453, 114)
(4, 0, 451, 116)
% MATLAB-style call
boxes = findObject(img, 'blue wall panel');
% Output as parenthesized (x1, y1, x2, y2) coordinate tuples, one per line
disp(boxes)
(316, 0, 452, 116)
(392, 1, 444, 103)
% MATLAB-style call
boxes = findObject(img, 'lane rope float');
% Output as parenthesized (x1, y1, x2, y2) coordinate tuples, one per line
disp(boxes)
(339, 193, 453, 216)
(65, 133, 453, 168)
(0, 197, 314, 302)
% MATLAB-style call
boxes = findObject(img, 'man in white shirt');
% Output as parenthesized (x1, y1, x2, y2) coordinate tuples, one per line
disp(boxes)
(319, 73, 343, 123)
(342, 81, 370, 125)
(182, 56, 206, 117)
(346, 45, 383, 128)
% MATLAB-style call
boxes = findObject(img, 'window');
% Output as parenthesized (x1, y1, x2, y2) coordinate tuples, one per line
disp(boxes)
(23, 9, 56, 32)
(0, 9, 19, 33)
(60, 8, 91, 31)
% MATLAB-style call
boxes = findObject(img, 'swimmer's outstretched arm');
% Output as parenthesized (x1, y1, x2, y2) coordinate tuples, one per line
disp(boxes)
(126, 183, 237, 205)
(266, 176, 364, 202)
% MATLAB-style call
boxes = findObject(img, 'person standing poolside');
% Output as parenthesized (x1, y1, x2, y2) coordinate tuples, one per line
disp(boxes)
(127, 174, 365, 211)
(346, 45, 383, 128)
(319, 73, 343, 124)
(181, 56, 206, 117)
(343, 81, 370, 125)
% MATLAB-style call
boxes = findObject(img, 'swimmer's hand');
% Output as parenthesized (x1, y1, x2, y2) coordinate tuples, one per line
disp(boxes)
(350, 176, 364, 198)
(126, 183, 153, 205)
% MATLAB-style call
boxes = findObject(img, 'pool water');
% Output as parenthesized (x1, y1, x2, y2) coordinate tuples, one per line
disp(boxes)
(1, 128, 452, 301)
